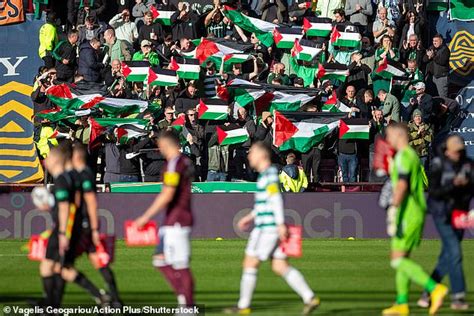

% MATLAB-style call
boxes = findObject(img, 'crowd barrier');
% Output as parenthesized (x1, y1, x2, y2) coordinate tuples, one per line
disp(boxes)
(1, 192, 473, 239)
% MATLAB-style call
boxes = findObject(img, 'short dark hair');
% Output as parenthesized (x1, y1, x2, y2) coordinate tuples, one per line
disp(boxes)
(68, 30, 79, 37)
(159, 129, 181, 147)
(433, 33, 444, 41)
(333, 8, 345, 17)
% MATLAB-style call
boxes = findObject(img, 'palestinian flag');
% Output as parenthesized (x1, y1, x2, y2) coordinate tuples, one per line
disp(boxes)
(302, 17, 333, 37)
(217, 125, 249, 145)
(197, 98, 229, 120)
(171, 115, 185, 127)
(148, 67, 178, 86)
(122, 61, 150, 82)
(390, 75, 411, 92)
(375, 58, 406, 79)
(49, 130, 70, 139)
(330, 26, 361, 48)
(427, 0, 448, 11)
(169, 56, 201, 80)
(223, 5, 276, 47)
(320, 91, 350, 113)
(273, 27, 303, 49)
(114, 124, 149, 145)
(317, 63, 349, 82)
(269, 92, 315, 112)
(89, 117, 149, 148)
(195, 38, 241, 64)
(234, 89, 268, 108)
(226, 78, 263, 90)
(292, 39, 322, 62)
(273, 111, 346, 152)
(150, 6, 174, 25)
(93, 98, 148, 116)
(36, 107, 71, 122)
(223, 53, 252, 65)
(339, 118, 369, 140)
(45, 84, 73, 103)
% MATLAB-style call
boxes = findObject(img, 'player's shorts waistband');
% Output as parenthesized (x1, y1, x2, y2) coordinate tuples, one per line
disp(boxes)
(161, 224, 192, 233)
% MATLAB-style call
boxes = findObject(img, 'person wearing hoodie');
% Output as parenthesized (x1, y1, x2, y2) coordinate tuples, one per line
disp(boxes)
(280, 152, 308, 192)
(175, 81, 200, 114)
(78, 38, 105, 82)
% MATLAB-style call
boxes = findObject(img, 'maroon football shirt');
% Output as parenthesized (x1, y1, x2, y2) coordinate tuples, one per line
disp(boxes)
(162, 154, 194, 227)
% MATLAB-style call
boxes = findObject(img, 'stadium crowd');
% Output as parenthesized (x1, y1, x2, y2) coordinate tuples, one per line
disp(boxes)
(31, 0, 460, 186)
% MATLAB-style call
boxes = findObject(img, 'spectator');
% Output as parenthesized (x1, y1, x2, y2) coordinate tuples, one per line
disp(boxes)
(231, 107, 256, 181)
(399, 10, 425, 53)
(340, 85, 358, 112)
(267, 63, 290, 85)
(288, 0, 311, 24)
(132, 0, 149, 27)
(78, 38, 105, 83)
(207, 130, 230, 181)
(301, 105, 323, 183)
(378, 89, 400, 123)
(315, 0, 344, 19)
(408, 109, 433, 169)
(158, 106, 175, 130)
(67, 0, 106, 27)
(348, 51, 372, 92)
(175, 81, 199, 114)
(368, 108, 385, 180)
(205, 1, 227, 38)
(170, 2, 199, 41)
(133, 40, 160, 67)
(104, 29, 132, 63)
(156, 34, 174, 64)
(373, 35, 399, 94)
(355, 89, 373, 119)
(372, 7, 395, 44)
(138, 11, 164, 48)
(344, 0, 372, 33)
(411, 82, 433, 124)
(338, 137, 359, 183)
(103, 59, 124, 88)
(183, 108, 205, 180)
(423, 34, 450, 98)
(333, 9, 349, 25)
(109, 9, 139, 47)
(203, 61, 221, 98)
(38, 12, 58, 69)
(77, 16, 106, 45)
(223, 57, 258, 82)
(135, 133, 166, 182)
(52, 30, 79, 83)
(280, 152, 309, 192)
(400, 34, 425, 66)
(258, 0, 287, 24)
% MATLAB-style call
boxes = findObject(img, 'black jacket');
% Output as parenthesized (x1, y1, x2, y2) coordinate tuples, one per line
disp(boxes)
(348, 62, 372, 92)
(417, 93, 433, 124)
(78, 42, 104, 82)
(138, 23, 164, 48)
(53, 41, 78, 79)
(170, 10, 199, 41)
(428, 155, 474, 218)
(175, 90, 199, 114)
(423, 44, 450, 78)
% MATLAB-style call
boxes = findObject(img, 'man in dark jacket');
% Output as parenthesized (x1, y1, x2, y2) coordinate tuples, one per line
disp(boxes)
(68, 0, 106, 27)
(423, 34, 450, 98)
(138, 11, 164, 48)
(78, 38, 104, 83)
(348, 52, 372, 92)
(412, 82, 433, 124)
(175, 81, 199, 114)
(170, 2, 199, 41)
(52, 30, 79, 83)
(417, 135, 473, 310)
(231, 107, 256, 181)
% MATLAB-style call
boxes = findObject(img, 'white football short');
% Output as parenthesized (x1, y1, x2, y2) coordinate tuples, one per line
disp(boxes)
(245, 228, 286, 261)
(153, 224, 191, 269)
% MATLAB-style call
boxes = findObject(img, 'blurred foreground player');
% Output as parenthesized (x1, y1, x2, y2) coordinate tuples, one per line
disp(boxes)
(134, 130, 195, 307)
(42, 144, 108, 309)
(417, 135, 473, 310)
(225, 142, 319, 315)
(72, 143, 122, 306)
(383, 123, 447, 316)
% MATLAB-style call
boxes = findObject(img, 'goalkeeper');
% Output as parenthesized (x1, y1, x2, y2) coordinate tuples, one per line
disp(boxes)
(382, 123, 447, 316)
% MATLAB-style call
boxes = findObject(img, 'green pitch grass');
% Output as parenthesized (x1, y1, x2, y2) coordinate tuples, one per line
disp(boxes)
(1, 239, 474, 315)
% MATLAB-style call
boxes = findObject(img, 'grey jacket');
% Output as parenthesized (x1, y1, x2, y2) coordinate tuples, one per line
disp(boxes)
(382, 93, 401, 123)
(345, 0, 373, 26)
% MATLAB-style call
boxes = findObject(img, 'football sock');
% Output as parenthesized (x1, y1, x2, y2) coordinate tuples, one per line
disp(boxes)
(99, 267, 119, 301)
(175, 268, 195, 306)
(74, 272, 101, 298)
(282, 267, 314, 304)
(41, 276, 55, 306)
(53, 273, 66, 307)
(395, 269, 410, 304)
(237, 268, 258, 309)
(393, 258, 437, 293)
(159, 265, 181, 295)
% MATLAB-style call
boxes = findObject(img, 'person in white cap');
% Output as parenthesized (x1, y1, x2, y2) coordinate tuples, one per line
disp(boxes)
(410, 81, 433, 124)
(132, 39, 159, 67)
